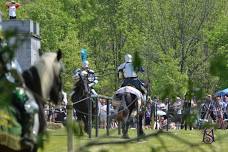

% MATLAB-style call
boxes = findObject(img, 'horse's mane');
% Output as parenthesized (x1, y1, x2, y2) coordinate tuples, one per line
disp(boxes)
(72, 78, 90, 112)
(23, 52, 62, 99)
(72, 78, 85, 101)
(35, 52, 62, 98)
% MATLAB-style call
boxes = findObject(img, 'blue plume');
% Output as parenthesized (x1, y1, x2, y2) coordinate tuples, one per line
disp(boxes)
(80, 48, 87, 63)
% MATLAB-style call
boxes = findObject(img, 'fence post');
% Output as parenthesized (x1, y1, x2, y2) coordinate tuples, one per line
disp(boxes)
(106, 99, 110, 136)
(67, 99, 74, 152)
(155, 103, 158, 129)
(88, 96, 92, 138)
(166, 101, 169, 131)
(95, 97, 99, 137)
(136, 101, 139, 141)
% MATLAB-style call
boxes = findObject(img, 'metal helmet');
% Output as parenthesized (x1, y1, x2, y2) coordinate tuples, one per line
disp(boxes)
(82, 60, 89, 68)
(124, 54, 132, 63)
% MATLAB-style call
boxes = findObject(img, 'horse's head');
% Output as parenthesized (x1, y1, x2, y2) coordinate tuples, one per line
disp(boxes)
(72, 69, 90, 97)
(23, 50, 64, 104)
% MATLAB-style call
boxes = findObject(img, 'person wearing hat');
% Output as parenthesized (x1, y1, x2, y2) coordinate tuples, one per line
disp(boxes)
(6, 1, 21, 19)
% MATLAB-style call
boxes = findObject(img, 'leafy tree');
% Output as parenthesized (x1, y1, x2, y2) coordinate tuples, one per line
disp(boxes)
(208, 15, 228, 89)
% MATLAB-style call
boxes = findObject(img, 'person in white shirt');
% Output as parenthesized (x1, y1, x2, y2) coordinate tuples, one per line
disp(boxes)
(99, 99, 107, 129)
(6, 1, 21, 19)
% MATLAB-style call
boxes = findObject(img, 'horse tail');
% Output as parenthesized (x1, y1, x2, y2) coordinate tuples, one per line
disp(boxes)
(116, 93, 131, 121)
(125, 93, 132, 105)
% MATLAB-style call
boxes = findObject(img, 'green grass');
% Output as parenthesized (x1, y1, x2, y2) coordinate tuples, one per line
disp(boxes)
(39, 128, 228, 152)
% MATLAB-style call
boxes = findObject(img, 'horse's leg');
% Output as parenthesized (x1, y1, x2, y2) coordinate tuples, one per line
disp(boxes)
(122, 120, 129, 138)
(83, 115, 89, 134)
(76, 113, 86, 135)
(122, 110, 130, 139)
(138, 112, 145, 136)
(121, 119, 126, 136)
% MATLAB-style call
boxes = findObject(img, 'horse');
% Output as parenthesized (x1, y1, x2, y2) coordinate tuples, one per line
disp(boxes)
(0, 50, 64, 152)
(112, 86, 145, 138)
(71, 69, 96, 135)
(22, 50, 64, 151)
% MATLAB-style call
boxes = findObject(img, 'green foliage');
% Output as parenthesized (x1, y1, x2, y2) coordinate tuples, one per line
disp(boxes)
(40, 128, 228, 152)
(133, 51, 142, 72)
(0, 29, 23, 149)
(210, 49, 228, 88)
(152, 53, 188, 100)
(1, 0, 226, 97)
(208, 16, 228, 89)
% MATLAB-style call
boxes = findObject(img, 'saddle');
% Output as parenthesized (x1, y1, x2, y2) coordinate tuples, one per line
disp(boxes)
(112, 86, 144, 110)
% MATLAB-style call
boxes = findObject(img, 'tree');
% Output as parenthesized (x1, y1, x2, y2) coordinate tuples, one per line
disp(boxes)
(208, 15, 228, 89)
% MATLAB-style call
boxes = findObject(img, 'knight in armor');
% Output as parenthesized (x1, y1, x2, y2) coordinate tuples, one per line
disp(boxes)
(0, 31, 39, 149)
(73, 48, 98, 96)
(118, 54, 147, 102)
(81, 60, 98, 96)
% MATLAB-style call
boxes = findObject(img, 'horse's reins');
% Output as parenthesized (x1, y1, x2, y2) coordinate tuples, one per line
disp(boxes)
(74, 96, 139, 117)
(72, 96, 91, 105)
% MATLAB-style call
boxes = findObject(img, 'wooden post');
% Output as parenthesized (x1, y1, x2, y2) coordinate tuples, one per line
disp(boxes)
(106, 99, 110, 136)
(88, 96, 92, 138)
(95, 97, 99, 137)
(155, 103, 158, 129)
(136, 101, 139, 141)
(67, 99, 74, 152)
(166, 101, 169, 131)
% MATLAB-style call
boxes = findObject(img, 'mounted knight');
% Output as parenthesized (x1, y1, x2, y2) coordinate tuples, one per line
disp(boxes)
(112, 52, 147, 138)
(71, 48, 98, 134)
(117, 53, 147, 104)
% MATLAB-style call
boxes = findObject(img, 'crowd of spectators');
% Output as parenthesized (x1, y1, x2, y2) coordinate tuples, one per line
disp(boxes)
(44, 91, 228, 130)
(199, 94, 228, 129)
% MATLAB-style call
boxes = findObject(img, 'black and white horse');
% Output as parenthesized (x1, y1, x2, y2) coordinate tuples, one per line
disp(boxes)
(21, 50, 64, 152)
(112, 86, 145, 138)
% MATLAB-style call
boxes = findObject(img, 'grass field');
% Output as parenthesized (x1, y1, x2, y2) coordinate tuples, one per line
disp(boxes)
(39, 128, 228, 152)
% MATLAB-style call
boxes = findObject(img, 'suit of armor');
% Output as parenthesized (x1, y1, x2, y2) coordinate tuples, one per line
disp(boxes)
(118, 54, 147, 102)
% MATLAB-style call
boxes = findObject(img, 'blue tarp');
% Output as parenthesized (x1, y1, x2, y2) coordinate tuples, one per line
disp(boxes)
(216, 88, 228, 96)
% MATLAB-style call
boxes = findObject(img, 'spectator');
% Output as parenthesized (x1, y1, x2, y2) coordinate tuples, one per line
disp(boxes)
(201, 95, 214, 120)
(169, 122, 177, 130)
(6, 1, 21, 19)
(99, 99, 107, 129)
(144, 101, 152, 129)
(159, 116, 167, 129)
(153, 116, 160, 130)
(223, 94, 228, 120)
(173, 97, 183, 127)
(214, 96, 224, 128)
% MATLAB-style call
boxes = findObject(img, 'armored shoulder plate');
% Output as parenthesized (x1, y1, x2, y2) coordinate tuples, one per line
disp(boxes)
(13, 87, 29, 104)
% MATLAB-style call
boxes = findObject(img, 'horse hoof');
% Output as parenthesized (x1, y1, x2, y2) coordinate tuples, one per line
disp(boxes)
(122, 135, 130, 139)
